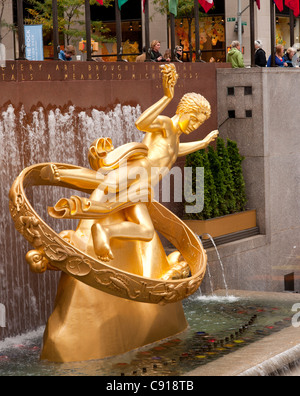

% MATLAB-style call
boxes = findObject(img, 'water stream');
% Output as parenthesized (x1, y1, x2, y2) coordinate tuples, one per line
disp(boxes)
(198, 234, 229, 296)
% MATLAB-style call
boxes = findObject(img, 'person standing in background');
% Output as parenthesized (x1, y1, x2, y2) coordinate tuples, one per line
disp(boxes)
(150, 40, 165, 62)
(254, 40, 267, 67)
(267, 44, 288, 67)
(227, 41, 245, 68)
(283, 47, 297, 67)
(59, 45, 76, 61)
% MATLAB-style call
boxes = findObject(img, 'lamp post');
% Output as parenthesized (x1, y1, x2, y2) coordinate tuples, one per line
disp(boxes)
(17, 0, 25, 60)
(170, 13, 176, 61)
(270, 0, 276, 67)
(289, 8, 295, 47)
(144, 0, 151, 61)
(249, 0, 255, 67)
(194, 0, 201, 62)
(85, 0, 92, 61)
(52, 0, 60, 60)
(115, 0, 122, 61)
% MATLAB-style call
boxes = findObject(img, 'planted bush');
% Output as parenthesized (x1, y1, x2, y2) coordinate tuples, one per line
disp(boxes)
(185, 137, 247, 220)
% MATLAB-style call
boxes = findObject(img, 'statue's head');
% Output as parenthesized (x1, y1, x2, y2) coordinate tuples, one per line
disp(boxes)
(176, 93, 211, 134)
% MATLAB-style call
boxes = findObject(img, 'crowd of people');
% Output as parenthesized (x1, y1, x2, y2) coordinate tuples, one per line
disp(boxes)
(227, 39, 299, 68)
(58, 39, 299, 68)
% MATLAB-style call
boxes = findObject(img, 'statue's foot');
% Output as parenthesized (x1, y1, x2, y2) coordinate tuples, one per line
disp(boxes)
(40, 163, 60, 183)
(91, 223, 114, 262)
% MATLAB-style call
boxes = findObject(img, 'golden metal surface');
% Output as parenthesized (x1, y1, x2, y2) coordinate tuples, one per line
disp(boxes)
(9, 165, 207, 304)
(9, 64, 218, 362)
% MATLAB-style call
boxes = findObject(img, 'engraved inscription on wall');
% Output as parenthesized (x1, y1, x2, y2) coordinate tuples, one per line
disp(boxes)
(0, 61, 200, 85)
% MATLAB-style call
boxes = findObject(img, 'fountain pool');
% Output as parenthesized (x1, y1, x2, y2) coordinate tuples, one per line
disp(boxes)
(0, 290, 299, 376)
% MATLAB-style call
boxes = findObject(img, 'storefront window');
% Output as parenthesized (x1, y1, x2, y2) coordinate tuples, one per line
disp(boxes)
(276, 16, 300, 49)
(175, 15, 226, 63)
(91, 0, 142, 61)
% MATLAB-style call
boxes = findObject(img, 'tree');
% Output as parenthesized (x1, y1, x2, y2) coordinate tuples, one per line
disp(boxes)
(185, 148, 219, 220)
(216, 137, 236, 214)
(0, 0, 15, 44)
(208, 145, 228, 216)
(227, 139, 247, 212)
(25, 0, 114, 46)
(185, 138, 247, 220)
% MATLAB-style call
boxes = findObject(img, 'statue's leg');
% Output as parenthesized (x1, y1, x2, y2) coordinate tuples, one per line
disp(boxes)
(91, 203, 154, 261)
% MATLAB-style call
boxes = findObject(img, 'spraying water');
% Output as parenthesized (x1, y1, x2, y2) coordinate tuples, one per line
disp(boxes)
(198, 233, 229, 297)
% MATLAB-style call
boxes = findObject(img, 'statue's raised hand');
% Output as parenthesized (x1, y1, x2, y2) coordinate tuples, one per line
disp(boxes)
(160, 64, 178, 99)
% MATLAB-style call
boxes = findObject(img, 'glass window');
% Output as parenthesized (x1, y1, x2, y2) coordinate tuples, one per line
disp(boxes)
(91, 0, 142, 61)
(175, 15, 226, 63)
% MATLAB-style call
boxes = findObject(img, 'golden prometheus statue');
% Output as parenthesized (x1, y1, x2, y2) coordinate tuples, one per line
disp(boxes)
(9, 64, 218, 362)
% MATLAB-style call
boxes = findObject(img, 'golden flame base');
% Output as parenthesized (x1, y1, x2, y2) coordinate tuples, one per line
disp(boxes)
(41, 273, 187, 363)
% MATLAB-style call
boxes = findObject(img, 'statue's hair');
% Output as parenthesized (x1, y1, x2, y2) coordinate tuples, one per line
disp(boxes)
(176, 93, 211, 120)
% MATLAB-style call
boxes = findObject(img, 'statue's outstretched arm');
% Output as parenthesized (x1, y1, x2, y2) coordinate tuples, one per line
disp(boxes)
(40, 164, 100, 190)
(178, 130, 219, 157)
(135, 64, 178, 134)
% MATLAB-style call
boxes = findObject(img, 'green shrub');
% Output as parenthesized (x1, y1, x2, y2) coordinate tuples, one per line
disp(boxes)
(184, 137, 247, 220)
(227, 139, 247, 212)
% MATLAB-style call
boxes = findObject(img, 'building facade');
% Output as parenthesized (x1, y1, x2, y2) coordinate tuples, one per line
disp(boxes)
(1, 1, 300, 63)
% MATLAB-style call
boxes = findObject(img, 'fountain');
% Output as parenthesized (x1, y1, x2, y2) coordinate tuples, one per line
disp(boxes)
(8, 64, 219, 363)
(200, 234, 229, 296)
(2, 62, 300, 376)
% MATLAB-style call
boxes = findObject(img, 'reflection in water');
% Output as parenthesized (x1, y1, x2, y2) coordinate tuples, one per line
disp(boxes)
(0, 292, 295, 376)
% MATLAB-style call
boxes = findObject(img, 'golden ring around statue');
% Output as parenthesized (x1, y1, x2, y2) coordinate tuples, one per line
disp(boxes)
(9, 163, 207, 305)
